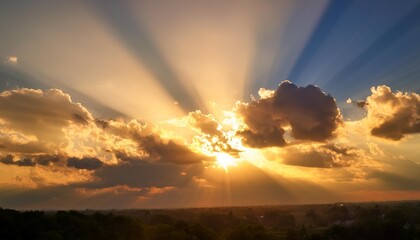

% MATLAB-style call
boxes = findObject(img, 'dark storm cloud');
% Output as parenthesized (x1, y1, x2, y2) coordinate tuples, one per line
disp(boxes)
(0, 154, 62, 167)
(0, 153, 109, 171)
(0, 154, 104, 170)
(100, 119, 212, 165)
(356, 100, 367, 108)
(67, 157, 104, 170)
(88, 161, 204, 189)
(138, 135, 210, 164)
(0, 155, 35, 167)
(239, 128, 286, 148)
(95, 119, 109, 129)
(237, 96, 286, 148)
(280, 144, 356, 168)
(35, 155, 61, 166)
(272, 81, 342, 140)
(72, 113, 89, 125)
(366, 86, 420, 140)
(114, 151, 145, 163)
(237, 81, 342, 148)
(0, 153, 105, 171)
(12, 158, 36, 167)
(0, 155, 13, 164)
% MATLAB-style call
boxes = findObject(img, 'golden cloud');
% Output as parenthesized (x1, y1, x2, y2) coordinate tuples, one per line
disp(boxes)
(364, 85, 420, 140)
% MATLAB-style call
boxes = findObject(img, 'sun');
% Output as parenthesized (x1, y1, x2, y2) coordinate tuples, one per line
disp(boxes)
(214, 152, 237, 172)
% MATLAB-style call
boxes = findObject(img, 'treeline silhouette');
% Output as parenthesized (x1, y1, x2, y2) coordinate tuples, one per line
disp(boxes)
(0, 202, 419, 240)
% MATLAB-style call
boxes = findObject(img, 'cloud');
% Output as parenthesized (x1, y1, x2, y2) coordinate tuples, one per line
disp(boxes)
(99, 119, 212, 165)
(4, 56, 17, 64)
(67, 157, 103, 170)
(0, 154, 105, 170)
(0, 133, 46, 154)
(0, 88, 210, 167)
(0, 84, 417, 208)
(0, 88, 93, 152)
(0, 89, 93, 131)
(0, 155, 35, 167)
(113, 151, 144, 163)
(238, 128, 286, 148)
(187, 111, 239, 156)
(236, 81, 342, 148)
(0, 154, 62, 167)
(188, 111, 222, 138)
(346, 98, 367, 108)
(138, 135, 210, 164)
(86, 161, 204, 189)
(280, 144, 357, 168)
(364, 85, 420, 140)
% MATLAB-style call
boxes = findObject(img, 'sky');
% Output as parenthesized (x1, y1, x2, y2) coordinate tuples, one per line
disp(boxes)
(0, 0, 419, 209)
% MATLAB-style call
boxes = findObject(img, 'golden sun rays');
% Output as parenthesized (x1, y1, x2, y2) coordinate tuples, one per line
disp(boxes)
(214, 152, 238, 172)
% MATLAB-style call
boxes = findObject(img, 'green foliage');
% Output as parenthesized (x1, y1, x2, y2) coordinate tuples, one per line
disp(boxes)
(226, 224, 275, 240)
(0, 202, 419, 240)
(190, 222, 215, 240)
(262, 210, 295, 229)
(0, 209, 143, 240)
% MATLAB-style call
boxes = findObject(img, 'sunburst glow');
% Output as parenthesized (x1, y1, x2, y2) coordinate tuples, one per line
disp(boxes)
(214, 152, 238, 172)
